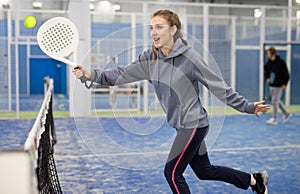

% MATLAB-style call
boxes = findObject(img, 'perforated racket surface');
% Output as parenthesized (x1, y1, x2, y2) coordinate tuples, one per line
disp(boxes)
(37, 17, 79, 67)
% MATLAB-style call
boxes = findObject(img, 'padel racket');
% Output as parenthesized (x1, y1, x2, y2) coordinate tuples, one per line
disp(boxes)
(37, 17, 87, 83)
(37, 17, 79, 67)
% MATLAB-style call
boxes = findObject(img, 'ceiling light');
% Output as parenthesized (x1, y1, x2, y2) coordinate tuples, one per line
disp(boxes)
(113, 4, 120, 11)
(1, 0, 10, 6)
(297, 10, 300, 19)
(254, 9, 262, 18)
(90, 3, 95, 11)
(32, 1, 42, 9)
(0, 0, 9, 4)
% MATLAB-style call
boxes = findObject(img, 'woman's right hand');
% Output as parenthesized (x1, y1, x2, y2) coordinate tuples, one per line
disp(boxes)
(72, 64, 91, 80)
(253, 100, 271, 117)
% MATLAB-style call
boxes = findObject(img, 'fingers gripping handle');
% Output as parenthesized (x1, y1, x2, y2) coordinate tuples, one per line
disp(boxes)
(74, 67, 94, 89)
(74, 66, 87, 83)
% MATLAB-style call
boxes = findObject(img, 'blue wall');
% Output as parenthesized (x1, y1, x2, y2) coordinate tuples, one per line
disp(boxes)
(30, 58, 66, 94)
(291, 44, 300, 104)
(236, 50, 260, 101)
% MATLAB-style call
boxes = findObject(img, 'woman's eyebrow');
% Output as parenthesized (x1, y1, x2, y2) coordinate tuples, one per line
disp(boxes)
(150, 23, 166, 26)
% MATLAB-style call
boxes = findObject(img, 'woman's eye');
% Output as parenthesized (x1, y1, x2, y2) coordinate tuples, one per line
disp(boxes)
(150, 25, 165, 31)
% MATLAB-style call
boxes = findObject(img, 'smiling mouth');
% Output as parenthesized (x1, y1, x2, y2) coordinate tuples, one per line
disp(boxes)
(153, 37, 160, 43)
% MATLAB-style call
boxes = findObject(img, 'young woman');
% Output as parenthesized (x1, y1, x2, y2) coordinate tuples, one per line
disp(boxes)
(73, 9, 270, 194)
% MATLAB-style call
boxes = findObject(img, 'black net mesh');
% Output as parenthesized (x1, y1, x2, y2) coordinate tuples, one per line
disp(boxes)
(36, 93, 62, 194)
(23, 78, 63, 194)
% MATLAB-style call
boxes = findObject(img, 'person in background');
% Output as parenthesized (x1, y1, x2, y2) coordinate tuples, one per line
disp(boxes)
(73, 9, 271, 194)
(264, 47, 292, 125)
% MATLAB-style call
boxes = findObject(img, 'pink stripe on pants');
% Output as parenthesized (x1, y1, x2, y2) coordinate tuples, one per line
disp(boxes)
(171, 128, 197, 194)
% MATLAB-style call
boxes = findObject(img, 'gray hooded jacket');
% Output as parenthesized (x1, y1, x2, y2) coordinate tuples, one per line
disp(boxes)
(90, 38, 255, 129)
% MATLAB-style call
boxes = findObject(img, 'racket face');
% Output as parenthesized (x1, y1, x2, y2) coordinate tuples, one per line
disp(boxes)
(37, 17, 79, 61)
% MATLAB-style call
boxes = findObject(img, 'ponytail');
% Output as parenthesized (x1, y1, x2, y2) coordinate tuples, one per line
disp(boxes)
(151, 44, 157, 65)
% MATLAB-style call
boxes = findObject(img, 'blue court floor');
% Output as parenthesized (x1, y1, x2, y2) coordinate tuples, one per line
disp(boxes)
(1, 113, 299, 194)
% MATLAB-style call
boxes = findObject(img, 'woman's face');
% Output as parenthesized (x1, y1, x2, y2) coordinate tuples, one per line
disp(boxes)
(151, 16, 176, 52)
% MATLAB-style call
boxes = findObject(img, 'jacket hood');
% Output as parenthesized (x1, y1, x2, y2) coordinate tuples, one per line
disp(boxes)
(156, 38, 191, 59)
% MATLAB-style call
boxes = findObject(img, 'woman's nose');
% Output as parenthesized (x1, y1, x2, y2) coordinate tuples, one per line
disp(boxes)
(151, 30, 156, 36)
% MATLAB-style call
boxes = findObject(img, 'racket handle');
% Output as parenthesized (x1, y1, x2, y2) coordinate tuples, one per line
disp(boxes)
(74, 66, 87, 83)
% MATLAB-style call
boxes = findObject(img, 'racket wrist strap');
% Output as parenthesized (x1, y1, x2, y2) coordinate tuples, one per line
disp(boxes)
(84, 80, 94, 89)
(81, 75, 94, 89)
(82, 69, 97, 89)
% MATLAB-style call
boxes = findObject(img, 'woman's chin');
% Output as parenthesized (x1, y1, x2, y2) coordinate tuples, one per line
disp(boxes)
(154, 44, 161, 48)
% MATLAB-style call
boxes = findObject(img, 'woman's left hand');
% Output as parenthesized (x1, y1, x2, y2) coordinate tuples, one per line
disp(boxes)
(253, 100, 271, 117)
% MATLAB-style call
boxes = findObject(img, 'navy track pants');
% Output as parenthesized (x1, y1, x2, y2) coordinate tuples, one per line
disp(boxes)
(164, 126, 251, 194)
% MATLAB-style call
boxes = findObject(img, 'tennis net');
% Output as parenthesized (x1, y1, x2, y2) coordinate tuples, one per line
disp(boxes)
(24, 77, 62, 194)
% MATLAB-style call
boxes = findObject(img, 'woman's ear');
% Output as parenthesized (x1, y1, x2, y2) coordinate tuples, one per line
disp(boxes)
(171, 25, 177, 36)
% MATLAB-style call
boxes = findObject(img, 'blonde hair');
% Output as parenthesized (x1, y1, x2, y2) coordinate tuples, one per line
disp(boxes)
(151, 9, 183, 61)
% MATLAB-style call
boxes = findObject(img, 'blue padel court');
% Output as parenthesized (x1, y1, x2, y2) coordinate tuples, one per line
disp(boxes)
(1, 113, 299, 194)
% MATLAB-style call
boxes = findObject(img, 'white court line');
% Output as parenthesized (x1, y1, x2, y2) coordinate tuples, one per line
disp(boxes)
(56, 144, 300, 159)
(210, 144, 300, 152)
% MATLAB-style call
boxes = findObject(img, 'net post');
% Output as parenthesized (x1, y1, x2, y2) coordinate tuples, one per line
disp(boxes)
(44, 76, 50, 97)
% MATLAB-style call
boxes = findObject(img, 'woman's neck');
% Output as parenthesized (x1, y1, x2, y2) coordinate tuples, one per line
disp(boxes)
(161, 41, 175, 56)
(161, 47, 173, 56)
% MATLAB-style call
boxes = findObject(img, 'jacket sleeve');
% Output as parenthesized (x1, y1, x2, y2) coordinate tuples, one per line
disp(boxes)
(90, 49, 152, 86)
(264, 62, 270, 79)
(190, 50, 255, 114)
(280, 59, 290, 85)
